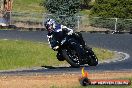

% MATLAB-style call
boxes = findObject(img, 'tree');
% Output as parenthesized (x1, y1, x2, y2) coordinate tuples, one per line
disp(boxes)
(90, 0, 132, 19)
(43, 0, 80, 29)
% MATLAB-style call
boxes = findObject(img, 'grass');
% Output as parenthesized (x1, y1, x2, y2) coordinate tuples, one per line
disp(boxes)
(0, 39, 114, 70)
(50, 77, 132, 88)
(0, 39, 63, 70)
(93, 47, 115, 61)
(13, 0, 44, 13)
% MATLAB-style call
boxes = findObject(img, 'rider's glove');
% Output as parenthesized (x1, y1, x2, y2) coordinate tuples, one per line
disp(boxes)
(52, 46, 59, 51)
(47, 35, 53, 39)
(67, 28, 73, 35)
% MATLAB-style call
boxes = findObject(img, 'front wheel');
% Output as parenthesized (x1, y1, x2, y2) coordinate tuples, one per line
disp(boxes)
(88, 53, 98, 66)
(62, 43, 84, 68)
(56, 52, 65, 61)
(85, 46, 98, 66)
(62, 49, 80, 67)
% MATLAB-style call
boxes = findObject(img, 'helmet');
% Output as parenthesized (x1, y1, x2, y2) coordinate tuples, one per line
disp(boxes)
(44, 19, 56, 32)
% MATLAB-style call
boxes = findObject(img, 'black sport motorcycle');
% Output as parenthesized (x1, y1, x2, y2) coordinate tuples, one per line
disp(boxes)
(48, 32, 98, 67)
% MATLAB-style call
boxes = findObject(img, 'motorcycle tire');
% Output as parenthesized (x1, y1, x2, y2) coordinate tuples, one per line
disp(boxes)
(62, 41, 84, 67)
(85, 46, 98, 66)
(56, 52, 65, 61)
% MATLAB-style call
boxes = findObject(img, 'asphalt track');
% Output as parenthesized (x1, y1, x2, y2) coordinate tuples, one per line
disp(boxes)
(0, 30, 132, 75)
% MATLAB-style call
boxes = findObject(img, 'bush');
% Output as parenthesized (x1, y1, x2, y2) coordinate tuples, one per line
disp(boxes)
(43, 0, 80, 29)
(117, 19, 132, 31)
(89, 17, 132, 31)
(89, 17, 116, 30)
(90, 0, 132, 19)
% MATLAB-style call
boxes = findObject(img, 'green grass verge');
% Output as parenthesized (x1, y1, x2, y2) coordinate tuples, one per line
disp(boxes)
(94, 47, 115, 61)
(0, 39, 61, 70)
(0, 39, 114, 70)
(13, 0, 44, 13)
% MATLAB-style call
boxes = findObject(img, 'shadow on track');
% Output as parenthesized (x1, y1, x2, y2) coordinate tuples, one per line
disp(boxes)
(41, 65, 91, 69)
(0, 65, 92, 75)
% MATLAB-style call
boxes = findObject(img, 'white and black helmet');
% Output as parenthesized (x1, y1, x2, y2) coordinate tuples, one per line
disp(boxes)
(44, 19, 56, 30)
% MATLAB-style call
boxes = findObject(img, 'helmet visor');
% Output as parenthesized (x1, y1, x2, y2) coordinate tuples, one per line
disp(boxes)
(45, 24, 53, 32)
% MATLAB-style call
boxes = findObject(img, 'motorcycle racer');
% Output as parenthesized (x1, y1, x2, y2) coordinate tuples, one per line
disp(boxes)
(44, 19, 73, 50)
(44, 19, 98, 67)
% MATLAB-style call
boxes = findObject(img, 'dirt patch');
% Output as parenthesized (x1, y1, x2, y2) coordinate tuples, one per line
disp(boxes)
(0, 71, 132, 88)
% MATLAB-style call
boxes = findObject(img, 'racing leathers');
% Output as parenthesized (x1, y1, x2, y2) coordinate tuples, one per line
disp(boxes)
(47, 24, 73, 50)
